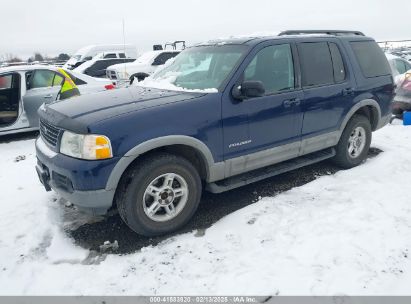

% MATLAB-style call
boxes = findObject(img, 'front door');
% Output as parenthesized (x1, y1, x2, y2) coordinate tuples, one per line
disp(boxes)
(222, 42, 303, 176)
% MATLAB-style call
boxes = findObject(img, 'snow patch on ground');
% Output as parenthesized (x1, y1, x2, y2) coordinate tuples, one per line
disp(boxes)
(0, 124, 410, 295)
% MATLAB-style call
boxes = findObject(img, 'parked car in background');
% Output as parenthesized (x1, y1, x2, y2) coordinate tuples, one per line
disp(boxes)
(73, 52, 136, 78)
(106, 49, 180, 82)
(35, 30, 394, 236)
(106, 42, 185, 83)
(392, 71, 411, 119)
(64, 44, 137, 70)
(386, 53, 411, 83)
(0, 65, 114, 136)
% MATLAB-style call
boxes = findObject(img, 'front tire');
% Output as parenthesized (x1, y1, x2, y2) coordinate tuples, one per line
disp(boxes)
(333, 114, 372, 169)
(116, 153, 202, 236)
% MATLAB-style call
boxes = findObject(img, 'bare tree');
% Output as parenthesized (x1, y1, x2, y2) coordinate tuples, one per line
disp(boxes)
(34, 52, 44, 62)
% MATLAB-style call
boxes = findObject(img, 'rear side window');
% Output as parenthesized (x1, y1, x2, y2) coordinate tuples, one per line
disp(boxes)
(30, 70, 60, 89)
(104, 53, 117, 59)
(350, 41, 391, 78)
(329, 43, 346, 82)
(298, 42, 334, 87)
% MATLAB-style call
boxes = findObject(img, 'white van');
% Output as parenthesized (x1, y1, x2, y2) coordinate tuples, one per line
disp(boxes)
(64, 44, 138, 70)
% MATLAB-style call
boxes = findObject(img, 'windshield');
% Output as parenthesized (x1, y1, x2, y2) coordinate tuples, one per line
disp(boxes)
(142, 45, 246, 92)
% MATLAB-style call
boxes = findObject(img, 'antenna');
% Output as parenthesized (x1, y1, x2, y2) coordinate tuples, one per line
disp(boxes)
(122, 18, 127, 81)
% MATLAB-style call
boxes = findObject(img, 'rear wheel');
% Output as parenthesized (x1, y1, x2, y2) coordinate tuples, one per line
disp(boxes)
(116, 153, 202, 236)
(333, 114, 372, 169)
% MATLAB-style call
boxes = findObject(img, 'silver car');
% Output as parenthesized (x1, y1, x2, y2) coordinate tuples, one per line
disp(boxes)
(0, 65, 113, 136)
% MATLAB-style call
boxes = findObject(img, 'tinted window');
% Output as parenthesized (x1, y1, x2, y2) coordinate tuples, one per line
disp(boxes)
(244, 44, 295, 94)
(86, 59, 127, 77)
(104, 53, 117, 59)
(329, 43, 346, 82)
(119, 53, 126, 58)
(153, 52, 179, 65)
(298, 42, 334, 87)
(350, 41, 391, 78)
(30, 70, 56, 89)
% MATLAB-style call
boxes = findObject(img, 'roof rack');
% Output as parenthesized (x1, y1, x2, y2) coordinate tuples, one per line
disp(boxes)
(164, 40, 186, 50)
(278, 30, 365, 37)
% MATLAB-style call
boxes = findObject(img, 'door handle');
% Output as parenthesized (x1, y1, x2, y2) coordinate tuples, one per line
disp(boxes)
(283, 98, 301, 108)
(342, 88, 354, 96)
(43, 94, 53, 99)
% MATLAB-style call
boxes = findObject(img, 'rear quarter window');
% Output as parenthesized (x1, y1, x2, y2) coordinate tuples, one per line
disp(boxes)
(350, 41, 391, 78)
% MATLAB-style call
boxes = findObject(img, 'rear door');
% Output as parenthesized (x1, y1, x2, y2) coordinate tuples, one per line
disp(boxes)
(23, 69, 63, 127)
(298, 40, 355, 154)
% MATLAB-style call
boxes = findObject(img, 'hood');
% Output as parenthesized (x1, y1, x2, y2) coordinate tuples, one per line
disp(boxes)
(38, 86, 204, 133)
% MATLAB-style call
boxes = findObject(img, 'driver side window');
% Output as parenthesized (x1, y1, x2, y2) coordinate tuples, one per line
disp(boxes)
(244, 44, 295, 94)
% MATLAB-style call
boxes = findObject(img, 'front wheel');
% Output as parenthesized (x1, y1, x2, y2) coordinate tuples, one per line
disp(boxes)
(332, 114, 372, 169)
(116, 153, 202, 236)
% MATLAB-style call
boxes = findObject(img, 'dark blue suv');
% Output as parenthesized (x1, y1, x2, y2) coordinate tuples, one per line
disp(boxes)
(35, 30, 394, 236)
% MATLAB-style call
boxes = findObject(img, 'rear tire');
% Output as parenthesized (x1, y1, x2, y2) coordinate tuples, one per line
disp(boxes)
(116, 153, 202, 236)
(332, 114, 372, 169)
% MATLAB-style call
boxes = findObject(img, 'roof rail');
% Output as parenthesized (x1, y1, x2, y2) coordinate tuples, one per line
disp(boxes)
(278, 30, 365, 37)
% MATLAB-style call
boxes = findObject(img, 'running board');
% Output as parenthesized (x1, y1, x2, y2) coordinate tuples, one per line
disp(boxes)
(206, 148, 336, 193)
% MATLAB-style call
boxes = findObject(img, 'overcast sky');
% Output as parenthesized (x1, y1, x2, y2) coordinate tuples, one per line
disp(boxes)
(2, 0, 410, 59)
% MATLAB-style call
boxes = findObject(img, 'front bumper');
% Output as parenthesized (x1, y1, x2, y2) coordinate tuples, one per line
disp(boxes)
(35, 137, 118, 215)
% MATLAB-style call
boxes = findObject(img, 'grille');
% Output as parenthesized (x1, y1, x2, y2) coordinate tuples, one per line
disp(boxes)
(39, 119, 62, 148)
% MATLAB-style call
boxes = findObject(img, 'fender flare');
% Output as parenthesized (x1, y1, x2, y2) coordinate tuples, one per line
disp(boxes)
(338, 99, 381, 134)
(105, 135, 221, 191)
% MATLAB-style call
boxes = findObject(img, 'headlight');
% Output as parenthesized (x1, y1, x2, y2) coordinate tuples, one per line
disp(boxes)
(60, 131, 113, 160)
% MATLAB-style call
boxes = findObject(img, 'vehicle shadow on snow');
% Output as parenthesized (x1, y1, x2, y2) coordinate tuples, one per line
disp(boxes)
(0, 131, 39, 143)
(69, 148, 382, 254)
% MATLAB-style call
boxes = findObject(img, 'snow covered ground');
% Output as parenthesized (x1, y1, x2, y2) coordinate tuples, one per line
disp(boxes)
(0, 123, 410, 295)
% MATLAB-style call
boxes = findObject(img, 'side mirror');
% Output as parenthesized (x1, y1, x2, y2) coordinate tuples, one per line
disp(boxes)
(232, 80, 265, 100)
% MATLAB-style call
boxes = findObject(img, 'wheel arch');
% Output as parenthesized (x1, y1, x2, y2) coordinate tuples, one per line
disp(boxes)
(130, 72, 150, 81)
(339, 99, 381, 134)
(105, 136, 223, 193)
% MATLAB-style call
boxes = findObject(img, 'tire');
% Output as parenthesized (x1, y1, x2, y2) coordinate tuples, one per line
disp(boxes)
(116, 153, 202, 236)
(332, 114, 372, 169)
